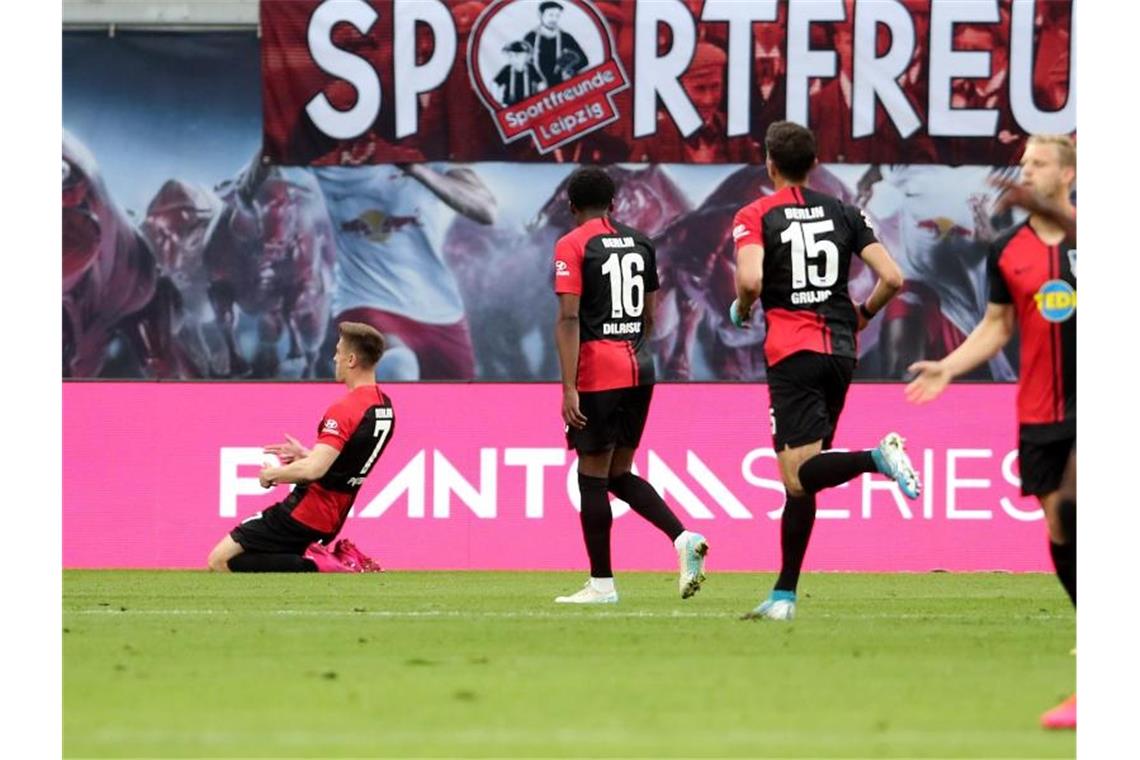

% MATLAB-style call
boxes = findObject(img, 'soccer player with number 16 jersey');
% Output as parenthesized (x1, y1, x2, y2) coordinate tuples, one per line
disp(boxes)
(552, 168, 709, 604)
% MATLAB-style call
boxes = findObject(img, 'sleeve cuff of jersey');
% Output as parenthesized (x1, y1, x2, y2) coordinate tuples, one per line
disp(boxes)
(734, 237, 763, 250)
(316, 434, 347, 452)
(553, 284, 582, 295)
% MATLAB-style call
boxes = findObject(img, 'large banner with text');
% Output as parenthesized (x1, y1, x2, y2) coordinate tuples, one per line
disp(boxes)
(64, 382, 1048, 571)
(65, 30, 1033, 383)
(262, 0, 1074, 165)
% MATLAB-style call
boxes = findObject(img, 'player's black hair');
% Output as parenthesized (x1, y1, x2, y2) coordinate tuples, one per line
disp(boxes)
(765, 121, 817, 183)
(567, 167, 616, 212)
(539, 1, 564, 13)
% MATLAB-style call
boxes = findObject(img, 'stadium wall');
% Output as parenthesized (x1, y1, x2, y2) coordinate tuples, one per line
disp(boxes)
(63, 382, 1048, 571)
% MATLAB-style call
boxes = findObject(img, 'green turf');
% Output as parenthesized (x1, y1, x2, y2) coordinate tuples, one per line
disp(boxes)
(63, 571, 1075, 758)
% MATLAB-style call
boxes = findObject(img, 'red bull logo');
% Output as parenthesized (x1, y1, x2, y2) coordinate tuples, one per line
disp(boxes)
(915, 217, 971, 240)
(341, 210, 422, 242)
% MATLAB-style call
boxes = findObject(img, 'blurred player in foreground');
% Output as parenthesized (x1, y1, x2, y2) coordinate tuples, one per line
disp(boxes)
(552, 168, 709, 604)
(906, 134, 1076, 730)
(207, 322, 394, 573)
(729, 122, 921, 621)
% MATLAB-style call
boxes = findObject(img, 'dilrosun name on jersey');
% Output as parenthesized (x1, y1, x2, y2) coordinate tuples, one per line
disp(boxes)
(604, 322, 642, 336)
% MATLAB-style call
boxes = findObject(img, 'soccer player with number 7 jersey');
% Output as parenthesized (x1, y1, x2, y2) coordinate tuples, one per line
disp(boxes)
(729, 122, 921, 621)
(552, 168, 709, 604)
(207, 322, 395, 573)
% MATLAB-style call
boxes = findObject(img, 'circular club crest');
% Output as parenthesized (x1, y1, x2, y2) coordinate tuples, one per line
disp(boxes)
(467, 0, 629, 154)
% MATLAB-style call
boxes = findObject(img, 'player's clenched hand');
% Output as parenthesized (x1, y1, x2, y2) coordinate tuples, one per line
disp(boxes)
(904, 361, 950, 404)
(729, 299, 750, 329)
(562, 388, 588, 430)
(258, 463, 276, 489)
(264, 434, 305, 464)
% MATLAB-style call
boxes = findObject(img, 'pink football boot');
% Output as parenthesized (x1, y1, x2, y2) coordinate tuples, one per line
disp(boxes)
(1040, 694, 1076, 730)
(333, 539, 383, 573)
(304, 542, 355, 573)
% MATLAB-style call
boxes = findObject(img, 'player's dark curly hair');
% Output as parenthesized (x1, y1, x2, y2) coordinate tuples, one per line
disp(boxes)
(566, 167, 616, 212)
(765, 121, 817, 183)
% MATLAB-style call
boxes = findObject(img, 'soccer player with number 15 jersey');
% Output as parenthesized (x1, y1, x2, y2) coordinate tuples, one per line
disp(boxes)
(730, 122, 922, 621)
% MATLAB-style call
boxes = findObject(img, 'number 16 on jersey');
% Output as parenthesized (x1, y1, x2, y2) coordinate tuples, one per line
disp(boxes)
(601, 251, 645, 318)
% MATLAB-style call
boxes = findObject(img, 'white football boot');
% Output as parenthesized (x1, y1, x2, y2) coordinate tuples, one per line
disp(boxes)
(741, 591, 797, 621)
(872, 432, 922, 499)
(675, 531, 709, 599)
(555, 580, 618, 604)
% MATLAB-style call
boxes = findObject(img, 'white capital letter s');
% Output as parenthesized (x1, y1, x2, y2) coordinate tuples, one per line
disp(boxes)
(305, 0, 382, 141)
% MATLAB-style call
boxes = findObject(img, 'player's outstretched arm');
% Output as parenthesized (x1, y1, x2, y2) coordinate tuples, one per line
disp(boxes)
(259, 443, 340, 488)
(554, 293, 587, 430)
(402, 164, 498, 225)
(905, 302, 1015, 404)
(856, 243, 905, 327)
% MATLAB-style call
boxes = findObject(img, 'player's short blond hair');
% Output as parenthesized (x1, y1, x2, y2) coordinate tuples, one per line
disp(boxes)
(338, 321, 385, 368)
(1027, 134, 1076, 168)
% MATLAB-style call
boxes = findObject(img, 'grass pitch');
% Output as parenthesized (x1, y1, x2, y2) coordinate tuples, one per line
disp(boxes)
(64, 571, 1075, 758)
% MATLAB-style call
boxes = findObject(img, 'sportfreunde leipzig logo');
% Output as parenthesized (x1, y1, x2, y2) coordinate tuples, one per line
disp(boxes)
(467, 0, 629, 154)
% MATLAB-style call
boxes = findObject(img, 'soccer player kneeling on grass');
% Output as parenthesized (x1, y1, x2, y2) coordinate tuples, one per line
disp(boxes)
(552, 167, 708, 604)
(206, 322, 394, 573)
(729, 122, 922, 621)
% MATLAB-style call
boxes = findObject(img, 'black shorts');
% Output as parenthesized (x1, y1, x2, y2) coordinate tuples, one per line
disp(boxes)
(767, 351, 855, 450)
(566, 384, 653, 454)
(1018, 432, 1075, 497)
(229, 493, 333, 555)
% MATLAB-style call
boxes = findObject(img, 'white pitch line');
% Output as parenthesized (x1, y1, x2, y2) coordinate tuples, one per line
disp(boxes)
(63, 608, 1069, 621)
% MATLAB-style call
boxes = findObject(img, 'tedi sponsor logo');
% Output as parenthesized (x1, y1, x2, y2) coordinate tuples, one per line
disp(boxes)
(1034, 279, 1076, 322)
(468, 0, 630, 154)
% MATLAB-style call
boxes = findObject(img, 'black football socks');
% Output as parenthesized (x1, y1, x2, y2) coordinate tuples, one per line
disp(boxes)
(774, 492, 817, 593)
(797, 450, 878, 493)
(1050, 496, 1077, 606)
(578, 473, 614, 578)
(227, 553, 317, 572)
(608, 472, 685, 541)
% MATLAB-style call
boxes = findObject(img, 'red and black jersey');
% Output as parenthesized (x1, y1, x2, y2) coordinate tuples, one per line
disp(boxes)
(732, 186, 878, 368)
(553, 216, 659, 392)
(289, 384, 396, 535)
(988, 221, 1076, 439)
